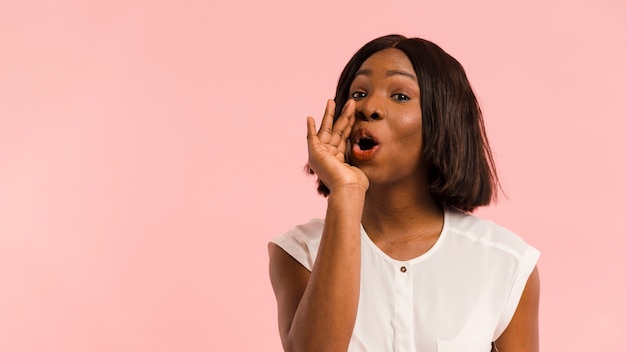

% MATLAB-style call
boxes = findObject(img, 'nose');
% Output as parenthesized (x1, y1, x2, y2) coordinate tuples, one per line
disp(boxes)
(355, 95, 384, 121)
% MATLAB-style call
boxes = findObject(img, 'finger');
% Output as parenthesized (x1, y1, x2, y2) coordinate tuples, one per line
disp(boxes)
(329, 99, 355, 147)
(336, 123, 353, 156)
(306, 116, 320, 150)
(317, 99, 335, 143)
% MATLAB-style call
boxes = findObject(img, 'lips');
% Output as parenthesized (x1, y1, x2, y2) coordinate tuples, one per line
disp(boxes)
(351, 128, 380, 161)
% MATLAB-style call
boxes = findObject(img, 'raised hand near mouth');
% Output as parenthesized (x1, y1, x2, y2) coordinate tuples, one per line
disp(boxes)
(307, 99, 369, 195)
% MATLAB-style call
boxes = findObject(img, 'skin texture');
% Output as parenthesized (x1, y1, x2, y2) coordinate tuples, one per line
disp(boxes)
(269, 49, 540, 352)
(494, 267, 541, 351)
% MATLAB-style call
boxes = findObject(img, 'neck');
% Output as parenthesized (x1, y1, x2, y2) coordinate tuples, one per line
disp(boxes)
(361, 182, 443, 242)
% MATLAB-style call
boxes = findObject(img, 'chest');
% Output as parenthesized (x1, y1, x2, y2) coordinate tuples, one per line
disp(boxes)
(349, 239, 505, 352)
(371, 235, 439, 261)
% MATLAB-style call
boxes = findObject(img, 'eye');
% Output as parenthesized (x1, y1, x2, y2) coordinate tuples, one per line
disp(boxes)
(392, 93, 410, 101)
(351, 91, 367, 100)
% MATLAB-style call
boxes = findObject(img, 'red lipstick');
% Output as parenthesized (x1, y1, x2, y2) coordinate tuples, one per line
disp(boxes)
(351, 129, 380, 161)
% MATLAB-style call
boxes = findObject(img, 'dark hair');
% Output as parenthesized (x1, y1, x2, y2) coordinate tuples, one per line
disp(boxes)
(309, 34, 500, 212)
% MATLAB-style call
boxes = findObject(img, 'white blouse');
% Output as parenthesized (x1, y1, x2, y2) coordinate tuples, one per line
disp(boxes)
(272, 207, 540, 352)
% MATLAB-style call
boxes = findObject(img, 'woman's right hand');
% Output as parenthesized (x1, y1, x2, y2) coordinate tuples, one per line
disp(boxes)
(306, 99, 369, 194)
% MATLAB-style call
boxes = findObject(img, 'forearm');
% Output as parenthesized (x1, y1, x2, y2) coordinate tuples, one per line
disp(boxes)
(286, 188, 365, 352)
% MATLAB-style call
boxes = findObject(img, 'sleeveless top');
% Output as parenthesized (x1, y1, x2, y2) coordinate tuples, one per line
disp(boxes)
(271, 207, 540, 352)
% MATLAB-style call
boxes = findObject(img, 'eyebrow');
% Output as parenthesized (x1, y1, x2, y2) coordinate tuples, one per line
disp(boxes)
(355, 68, 417, 81)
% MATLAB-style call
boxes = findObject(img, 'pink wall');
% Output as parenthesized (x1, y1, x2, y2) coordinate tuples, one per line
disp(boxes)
(1, 0, 624, 350)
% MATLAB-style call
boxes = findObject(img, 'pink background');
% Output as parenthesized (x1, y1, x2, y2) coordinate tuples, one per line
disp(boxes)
(1, 0, 624, 351)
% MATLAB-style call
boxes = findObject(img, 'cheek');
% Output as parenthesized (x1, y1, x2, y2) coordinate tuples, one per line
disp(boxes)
(394, 112, 423, 144)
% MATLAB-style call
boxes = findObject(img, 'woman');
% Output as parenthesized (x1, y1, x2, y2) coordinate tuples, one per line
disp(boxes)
(268, 34, 540, 352)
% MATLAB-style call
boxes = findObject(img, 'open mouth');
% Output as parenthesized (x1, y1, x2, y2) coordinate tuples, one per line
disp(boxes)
(351, 129, 380, 161)
(357, 137, 378, 151)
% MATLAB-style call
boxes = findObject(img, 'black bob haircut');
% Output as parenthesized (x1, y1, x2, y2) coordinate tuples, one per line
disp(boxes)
(309, 34, 500, 212)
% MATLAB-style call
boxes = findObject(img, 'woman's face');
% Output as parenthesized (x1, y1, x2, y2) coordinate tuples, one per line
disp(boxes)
(348, 48, 426, 187)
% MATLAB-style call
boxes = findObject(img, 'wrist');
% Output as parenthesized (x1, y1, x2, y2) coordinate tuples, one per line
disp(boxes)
(328, 185, 367, 202)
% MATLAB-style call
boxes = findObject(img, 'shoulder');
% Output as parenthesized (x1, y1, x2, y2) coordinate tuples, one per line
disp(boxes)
(269, 218, 325, 272)
(444, 207, 538, 263)
(444, 208, 541, 339)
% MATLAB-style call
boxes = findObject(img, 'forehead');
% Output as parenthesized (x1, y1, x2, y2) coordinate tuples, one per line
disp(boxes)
(358, 48, 415, 75)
